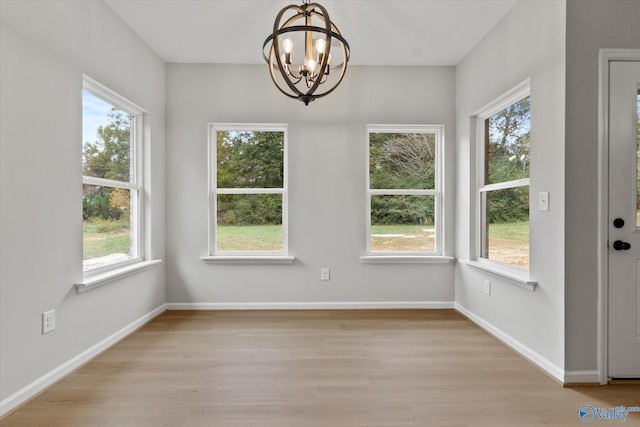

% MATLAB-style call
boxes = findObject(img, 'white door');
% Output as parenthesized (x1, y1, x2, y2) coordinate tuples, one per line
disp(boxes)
(608, 60, 640, 378)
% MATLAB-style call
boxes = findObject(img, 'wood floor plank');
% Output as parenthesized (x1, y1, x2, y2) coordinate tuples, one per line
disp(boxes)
(2, 309, 639, 426)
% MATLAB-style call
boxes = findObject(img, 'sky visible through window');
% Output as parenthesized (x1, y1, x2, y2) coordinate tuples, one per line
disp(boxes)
(82, 90, 113, 145)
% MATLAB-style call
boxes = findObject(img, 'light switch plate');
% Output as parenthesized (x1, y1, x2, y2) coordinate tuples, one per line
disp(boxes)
(539, 192, 549, 211)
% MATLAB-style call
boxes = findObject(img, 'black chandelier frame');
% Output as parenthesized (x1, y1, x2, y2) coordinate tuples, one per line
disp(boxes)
(263, 0, 350, 105)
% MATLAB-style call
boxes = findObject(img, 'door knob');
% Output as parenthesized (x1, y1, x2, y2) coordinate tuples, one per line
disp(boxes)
(613, 218, 625, 228)
(613, 240, 631, 250)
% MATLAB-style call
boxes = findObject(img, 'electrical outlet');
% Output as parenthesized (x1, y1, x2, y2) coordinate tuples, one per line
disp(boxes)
(320, 268, 330, 281)
(483, 280, 491, 296)
(42, 309, 55, 334)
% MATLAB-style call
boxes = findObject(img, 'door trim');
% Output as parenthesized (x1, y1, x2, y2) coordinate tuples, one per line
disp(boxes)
(597, 49, 640, 385)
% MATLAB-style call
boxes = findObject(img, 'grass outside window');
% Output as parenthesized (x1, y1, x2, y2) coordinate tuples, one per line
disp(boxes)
(487, 221, 529, 268)
(83, 218, 132, 270)
(216, 225, 283, 252)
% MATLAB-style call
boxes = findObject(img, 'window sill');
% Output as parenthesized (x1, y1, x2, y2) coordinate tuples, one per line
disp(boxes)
(75, 259, 162, 293)
(199, 255, 295, 265)
(360, 255, 454, 264)
(462, 259, 537, 291)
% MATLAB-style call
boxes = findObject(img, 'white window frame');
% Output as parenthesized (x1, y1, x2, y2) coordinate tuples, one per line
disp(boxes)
(78, 76, 159, 291)
(201, 124, 293, 264)
(470, 80, 534, 284)
(362, 124, 447, 263)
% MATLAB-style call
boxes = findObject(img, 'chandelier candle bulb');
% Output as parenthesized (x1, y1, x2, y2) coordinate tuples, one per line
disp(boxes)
(282, 41, 292, 65)
(307, 59, 317, 73)
(282, 38, 293, 53)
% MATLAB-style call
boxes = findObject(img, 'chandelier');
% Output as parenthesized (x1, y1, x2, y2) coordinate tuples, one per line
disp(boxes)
(262, 0, 350, 105)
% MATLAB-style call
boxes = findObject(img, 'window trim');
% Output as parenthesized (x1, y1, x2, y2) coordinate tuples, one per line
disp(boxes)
(206, 123, 291, 261)
(473, 79, 531, 273)
(462, 259, 537, 291)
(364, 124, 445, 258)
(81, 76, 148, 280)
(76, 260, 162, 293)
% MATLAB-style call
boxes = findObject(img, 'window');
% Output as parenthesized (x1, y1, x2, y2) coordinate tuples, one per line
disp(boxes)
(208, 124, 288, 257)
(477, 84, 530, 269)
(366, 125, 444, 256)
(82, 78, 143, 274)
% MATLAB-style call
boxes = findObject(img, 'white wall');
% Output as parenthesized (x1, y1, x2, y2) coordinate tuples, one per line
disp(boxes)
(454, 0, 566, 376)
(0, 1, 166, 406)
(564, 0, 640, 373)
(166, 64, 455, 306)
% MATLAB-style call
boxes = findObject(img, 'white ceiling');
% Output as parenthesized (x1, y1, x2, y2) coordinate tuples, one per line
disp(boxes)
(105, 0, 517, 66)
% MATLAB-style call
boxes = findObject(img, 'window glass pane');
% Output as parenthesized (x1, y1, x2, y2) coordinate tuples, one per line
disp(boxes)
(82, 90, 132, 182)
(217, 194, 283, 251)
(370, 195, 435, 252)
(369, 132, 436, 190)
(83, 184, 133, 271)
(482, 187, 529, 268)
(636, 92, 639, 226)
(486, 96, 530, 184)
(217, 131, 284, 188)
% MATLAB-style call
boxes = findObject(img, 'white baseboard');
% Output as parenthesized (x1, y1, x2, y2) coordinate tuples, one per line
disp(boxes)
(167, 301, 454, 310)
(0, 304, 167, 417)
(454, 302, 565, 384)
(564, 370, 600, 384)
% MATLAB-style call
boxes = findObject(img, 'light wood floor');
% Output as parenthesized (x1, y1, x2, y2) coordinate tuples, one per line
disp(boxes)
(2, 310, 639, 426)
